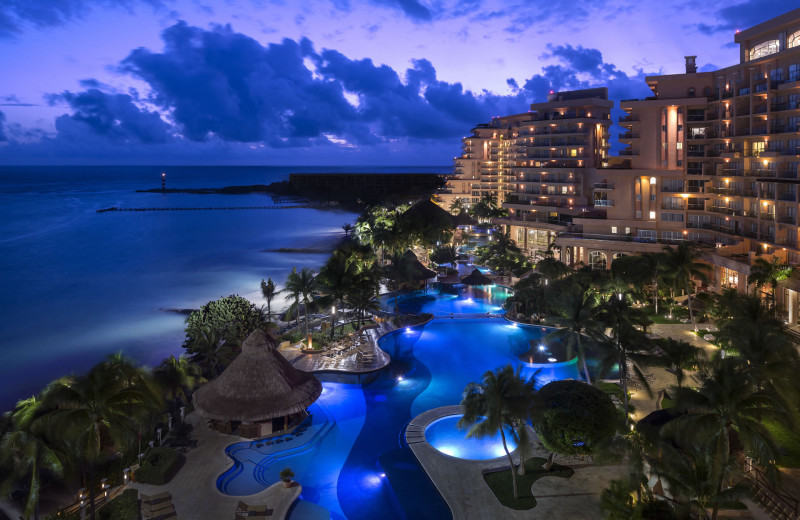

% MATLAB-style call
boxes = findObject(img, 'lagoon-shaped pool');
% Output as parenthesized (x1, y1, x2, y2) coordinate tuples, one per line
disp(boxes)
(380, 283, 511, 316)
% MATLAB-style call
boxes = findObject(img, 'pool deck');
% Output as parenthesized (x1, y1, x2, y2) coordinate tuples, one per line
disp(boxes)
(130, 412, 302, 520)
(407, 405, 627, 520)
(279, 325, 392, 374)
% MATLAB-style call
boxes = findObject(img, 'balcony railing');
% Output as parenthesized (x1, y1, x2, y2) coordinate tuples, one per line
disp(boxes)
(594, 199, 614, 207)
(594, 183, 614, 190)
(619, 115, 639, 122)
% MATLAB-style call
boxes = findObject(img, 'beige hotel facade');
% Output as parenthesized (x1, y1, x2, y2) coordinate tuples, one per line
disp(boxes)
(441, 8, 800, 324)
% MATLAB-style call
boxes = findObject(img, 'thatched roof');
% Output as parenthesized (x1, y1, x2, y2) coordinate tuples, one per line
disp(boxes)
(402, 249, 437, 280)
(452, 211, 477, 227)
(400, 199, 455, 229)
(193, 329, 322, 422)
(461, 268, 493, 286)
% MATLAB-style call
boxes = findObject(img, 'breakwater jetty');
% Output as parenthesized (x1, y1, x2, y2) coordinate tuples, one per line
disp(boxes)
(96, 204, 308, 213)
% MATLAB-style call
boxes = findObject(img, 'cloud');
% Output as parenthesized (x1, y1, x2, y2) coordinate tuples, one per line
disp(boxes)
(0, 110, 7, 141)
(0, 0, 168, 37)
(47, 88, 172, 143)
(6, 22, 658, 163)
(691, 0, 797, 35)
(372, 0, 432, 21)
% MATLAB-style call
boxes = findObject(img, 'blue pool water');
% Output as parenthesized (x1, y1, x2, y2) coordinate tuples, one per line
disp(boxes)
(425, 415, 517, 460)
(380, 284, 511, 316)
(217, 318, 583, 520)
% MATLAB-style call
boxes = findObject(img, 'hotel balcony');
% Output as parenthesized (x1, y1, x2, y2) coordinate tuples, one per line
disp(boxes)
(593, 199, 614, 207)
(594, 183, 614, 190)
(619, 115, 639, 123)
(619, 150, 638, 156)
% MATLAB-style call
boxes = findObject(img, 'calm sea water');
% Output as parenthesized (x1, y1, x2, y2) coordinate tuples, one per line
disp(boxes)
(0, 165, 448, 411)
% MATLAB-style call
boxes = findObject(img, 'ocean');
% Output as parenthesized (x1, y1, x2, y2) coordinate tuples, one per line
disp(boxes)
(0, 165, 448, 411)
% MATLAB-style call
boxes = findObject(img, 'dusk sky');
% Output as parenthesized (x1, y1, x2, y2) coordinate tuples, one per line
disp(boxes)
(0, 0, 797, 165)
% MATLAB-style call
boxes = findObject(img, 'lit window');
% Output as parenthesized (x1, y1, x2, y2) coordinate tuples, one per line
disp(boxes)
(749, 40, 779, 60)
(611, 226, 618, 234)
(570, 149, 578, 157)
(649, 211, 656, 219)
(789, 30, 800, 49)
(625, 227, 631, 234)
(676, 142, 683, 150)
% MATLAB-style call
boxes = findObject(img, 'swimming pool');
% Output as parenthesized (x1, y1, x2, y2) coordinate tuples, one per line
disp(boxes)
(379, 283, 511, 316)
(217, 319, 591, 519)
(425, 414, 517, 460)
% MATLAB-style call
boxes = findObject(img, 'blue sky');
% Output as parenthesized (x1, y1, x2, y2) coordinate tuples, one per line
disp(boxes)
(0, 0, 797, 165)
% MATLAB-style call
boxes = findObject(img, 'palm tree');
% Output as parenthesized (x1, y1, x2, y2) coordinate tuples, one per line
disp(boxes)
(340, 222, 353, 239)
(459, 365, 537, 499)
(285, 267, 319, 343)
(656, 338, 704, 389)
(260, 278, 280, 323)
(318, 251, 358, 338)
(634, 252, 666, 314)
(347, 282, 381, 328)
(184, 324, 237, 377)
(153, 355, 206, 416)
(384, 251, 417, 316)
(45, 357, 163, 520)
(654, 443, 748, 520)
(669, 357, 794, 519)
(661, 243, 710, 331)
(0, 396, 65, 520)
(449, 198, 463, 215)
(595, 292, 656, 417)
(547, 282, 601, 384)
(284, 267, 302, 328)
(748, 256, 793, 311)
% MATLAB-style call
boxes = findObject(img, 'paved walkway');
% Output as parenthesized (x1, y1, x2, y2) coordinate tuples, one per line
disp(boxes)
(407, 406, 627, 520)
(130, 412, 302, 520)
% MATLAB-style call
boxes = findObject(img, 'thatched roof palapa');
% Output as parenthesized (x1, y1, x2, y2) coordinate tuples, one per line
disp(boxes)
(461, 268, 494, 286)
(437, 273, 462, 284)
(400, 199, 455, 229)
(451, 211, 478, 227)
(402, 249, 438, 280)
(193, 329, 322, 423)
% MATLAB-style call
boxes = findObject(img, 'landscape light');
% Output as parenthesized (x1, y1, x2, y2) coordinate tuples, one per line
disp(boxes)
(538, 344, 545, 351)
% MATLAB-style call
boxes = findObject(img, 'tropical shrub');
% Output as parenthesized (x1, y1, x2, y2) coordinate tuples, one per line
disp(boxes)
(135, 447, 180, 485)
(184, 294, 264, 346)
(98, 489, 140, 520)
(535, 380, 619, 456)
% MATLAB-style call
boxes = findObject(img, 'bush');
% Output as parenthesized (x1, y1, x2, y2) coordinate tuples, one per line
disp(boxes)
(279, 330, 305, 344)
(99, 489, 140, 520)
(536, 380, 619, 456)
(184, 294, 264, 346)
(135, 447, 180, 485)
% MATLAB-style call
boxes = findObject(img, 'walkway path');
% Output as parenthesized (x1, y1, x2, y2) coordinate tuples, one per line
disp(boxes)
(130, 412, 302, 520)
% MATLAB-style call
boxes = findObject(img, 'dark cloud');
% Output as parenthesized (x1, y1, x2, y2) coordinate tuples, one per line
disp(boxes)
(47, 88, 172, 143)
(372, 0, 432, 21)
(692, 0, 797, 35)
(6, 22, 657, 162)
(0, 0, 167, 37)
(0, 94, 37, 106)
(0, 110, 7, 141)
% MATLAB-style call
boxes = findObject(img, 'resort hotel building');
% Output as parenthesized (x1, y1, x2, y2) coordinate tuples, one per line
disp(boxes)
(443, 8, 800, 323)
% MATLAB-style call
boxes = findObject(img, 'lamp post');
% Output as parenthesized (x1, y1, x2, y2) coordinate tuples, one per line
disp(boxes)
(330, 305, 336, 340)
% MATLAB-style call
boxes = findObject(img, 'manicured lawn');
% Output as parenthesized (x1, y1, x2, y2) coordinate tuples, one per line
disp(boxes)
(595, 381, 624, 401)
(765, 419, 800, 468)
(483, 457, 574, 510)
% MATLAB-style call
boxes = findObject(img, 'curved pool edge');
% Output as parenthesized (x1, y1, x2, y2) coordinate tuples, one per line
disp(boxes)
(404, 405, 521, 520)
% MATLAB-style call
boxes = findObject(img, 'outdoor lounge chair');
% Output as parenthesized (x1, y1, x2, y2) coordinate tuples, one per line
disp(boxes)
(143, 504, 176, 520)
(140, 491, 172, 505)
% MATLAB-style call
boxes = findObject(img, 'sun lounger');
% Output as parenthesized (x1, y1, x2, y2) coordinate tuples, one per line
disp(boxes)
(142, 504, 177, 520)
(140, 491, 172, 505)
(143, 501, 175, 517)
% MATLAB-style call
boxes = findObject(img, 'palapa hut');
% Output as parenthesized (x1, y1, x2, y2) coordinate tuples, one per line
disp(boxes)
(402, 249, 437, 281)
(193, 329, 322, 438)
(461, 268, 493, 286)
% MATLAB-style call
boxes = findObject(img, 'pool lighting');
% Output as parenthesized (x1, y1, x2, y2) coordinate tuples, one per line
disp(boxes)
(397, 376, 404, 382)
(538, 344, 546, 351)
(547, 357, 557, 362)
(512, 322, 518, 327)
(380, 473, 386, 478)
(405, 327, 412, 333)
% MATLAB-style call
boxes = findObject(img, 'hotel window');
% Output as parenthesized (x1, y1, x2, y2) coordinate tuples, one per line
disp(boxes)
(750, 40, 779, 60)
(676, 142, 683, 150)
(649, 211, 656, 220)
(770, 68, 784, 83)
(625, 227, 631, 234)
(662, 212, 684, 222)
(611, 226, 618, 234)
(662, 231, 682, 240)
(791, 64, 800, 82)
(789, 30, 800, 49)
(637, 229, 656, 241)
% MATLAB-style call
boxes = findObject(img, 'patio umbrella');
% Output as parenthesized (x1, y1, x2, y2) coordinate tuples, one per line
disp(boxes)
(461, 268, 493, 286)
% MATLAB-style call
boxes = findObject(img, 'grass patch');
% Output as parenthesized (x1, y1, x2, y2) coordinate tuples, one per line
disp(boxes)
(595, 381, 624, 401)
(642, 304, 688, 324)
(765, 419, 800, 468)
(483, 457, 574, 510)
(135, 447, 181, 485)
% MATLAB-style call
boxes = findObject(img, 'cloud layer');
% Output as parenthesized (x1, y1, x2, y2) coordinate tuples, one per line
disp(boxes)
(3, 22, 655, 163)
